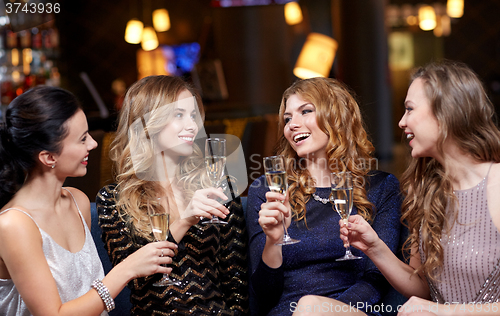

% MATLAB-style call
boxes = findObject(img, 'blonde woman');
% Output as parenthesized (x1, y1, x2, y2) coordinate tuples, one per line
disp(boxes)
(309, 60, 500, 316)
(97, 76, 248, 315)
(246, 77, 402, 315)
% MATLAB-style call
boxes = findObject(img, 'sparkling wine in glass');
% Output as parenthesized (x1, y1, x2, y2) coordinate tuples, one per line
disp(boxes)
(203, 138, 228, 225)
(331, 171, 362, 261)
(147, 196, 181, 286)
(263, 155, 300, 246)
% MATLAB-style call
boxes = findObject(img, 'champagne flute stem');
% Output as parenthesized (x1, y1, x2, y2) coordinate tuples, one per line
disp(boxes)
(278, 199, 291, 240)
(282, 213, 290, 239)
(342, 219, 358, 258)
(343, 219, 351, 248)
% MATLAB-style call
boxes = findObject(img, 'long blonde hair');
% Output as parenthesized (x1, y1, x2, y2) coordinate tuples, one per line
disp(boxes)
(276, 77, 375, 224)
(401, 60, 500, 280)
(111, 75, 207, 241)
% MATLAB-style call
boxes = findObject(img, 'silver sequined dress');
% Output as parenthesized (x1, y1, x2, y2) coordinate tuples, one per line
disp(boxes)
(0, 189, 106, 316)
(420, 166, 500, 303)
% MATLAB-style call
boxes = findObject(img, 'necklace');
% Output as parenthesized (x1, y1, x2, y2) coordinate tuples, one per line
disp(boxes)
(312, 192, 331, 204)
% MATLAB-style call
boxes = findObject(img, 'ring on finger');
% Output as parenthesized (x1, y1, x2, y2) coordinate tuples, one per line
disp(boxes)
(160, 249, 164, 257)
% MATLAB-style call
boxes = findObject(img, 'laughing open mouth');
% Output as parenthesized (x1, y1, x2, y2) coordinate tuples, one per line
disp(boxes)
(293, 133, 311, 143)
(407, 133, 414, 140)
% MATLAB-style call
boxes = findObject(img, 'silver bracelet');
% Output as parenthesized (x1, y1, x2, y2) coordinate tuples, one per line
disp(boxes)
(91, 279, 115, 312)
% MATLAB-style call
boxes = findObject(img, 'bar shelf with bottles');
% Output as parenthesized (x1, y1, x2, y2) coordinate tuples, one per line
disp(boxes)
(0, 22, 60, 114)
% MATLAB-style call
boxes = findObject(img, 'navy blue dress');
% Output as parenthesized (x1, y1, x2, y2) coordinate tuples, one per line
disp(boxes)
(247, 171, 402, 316)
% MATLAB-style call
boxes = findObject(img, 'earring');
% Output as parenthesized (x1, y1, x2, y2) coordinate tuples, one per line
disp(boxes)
(51, 164, 56, 169)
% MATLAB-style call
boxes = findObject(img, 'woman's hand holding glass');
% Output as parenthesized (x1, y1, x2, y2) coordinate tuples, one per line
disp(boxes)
(122, 240, 178, 280)
(331, 171, 361, 260)
(263, 155, 300, 245)
(180, 187, 230, 225)
(258, 191, 293, 245)
(339, 214, 381, 256)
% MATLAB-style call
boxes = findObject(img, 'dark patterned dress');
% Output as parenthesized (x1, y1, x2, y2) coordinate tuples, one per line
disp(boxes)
(97, 184, 249, 316)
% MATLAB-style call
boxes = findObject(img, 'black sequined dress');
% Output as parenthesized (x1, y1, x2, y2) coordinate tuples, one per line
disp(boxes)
(97, 184, 249, 316)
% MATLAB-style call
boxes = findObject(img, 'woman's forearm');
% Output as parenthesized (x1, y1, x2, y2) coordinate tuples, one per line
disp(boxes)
(261, 238, 283, 269)
(366, 239, 430, 299)
(169, 218, 195, 242)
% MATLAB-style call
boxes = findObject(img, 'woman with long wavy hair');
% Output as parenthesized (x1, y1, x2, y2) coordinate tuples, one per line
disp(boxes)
(96, 75, 248, 315)
(327, 60, 500, 316)
(246, 77, 402, 315)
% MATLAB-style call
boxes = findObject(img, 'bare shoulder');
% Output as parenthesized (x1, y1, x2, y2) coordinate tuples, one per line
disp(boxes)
(0, 207, 41, 245)
(486, 163, 500, 233)
(488, 163, 500, 183)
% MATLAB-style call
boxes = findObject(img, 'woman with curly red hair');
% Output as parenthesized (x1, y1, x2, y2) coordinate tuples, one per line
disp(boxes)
(247, 77, 402, 315)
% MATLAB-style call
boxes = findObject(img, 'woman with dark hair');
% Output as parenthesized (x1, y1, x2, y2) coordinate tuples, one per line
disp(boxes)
(246, 77, 402, 315)
(0, 86, 177, 316)
(305, 60, 500, 315)
(97, 75, 248, 315)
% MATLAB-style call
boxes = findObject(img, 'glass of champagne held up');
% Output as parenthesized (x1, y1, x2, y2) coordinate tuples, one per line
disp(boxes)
(147, 196, 181, 286)
(204, 138, 228, 225)
(331, 171, 362, 261)
(263, 155, 300, 245)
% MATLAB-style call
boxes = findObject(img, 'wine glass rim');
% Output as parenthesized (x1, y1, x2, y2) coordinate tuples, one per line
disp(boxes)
(331, 171, 352, 175)
(206, 137, 226, 142)
(263, 155, 284, 160)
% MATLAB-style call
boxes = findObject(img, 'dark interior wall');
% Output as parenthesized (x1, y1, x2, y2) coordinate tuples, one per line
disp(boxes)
(334, 0, 394, 161)
(57, 0, 138, 121)
(208, 5, 294, 118)
(443, 0, 500, 114)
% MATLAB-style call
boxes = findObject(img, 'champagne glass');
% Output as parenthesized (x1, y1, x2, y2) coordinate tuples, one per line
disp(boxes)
(203, 138, 228, 225)
(331, 171, 362, 261)
(147, 196, 181, 286)
(263, 155, 300, 246)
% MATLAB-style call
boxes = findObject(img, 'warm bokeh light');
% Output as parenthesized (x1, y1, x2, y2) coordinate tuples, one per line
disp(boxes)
(440, 15, 451, 36)
(433, 15, 451, 37)
(11, 48, 19, 66)
(418, 5, 436, 31)
(153, 9, 171, 32)
(141, 26, 159, 51)
(23, 48, 32, 75)
(284, 2, 303, 25)
(293, 33, 337, 79)
(137, 48, 169, 80)
(125, 19, 144, 44)
(12, 71, 20, 83)
(447, 0, 464, 18)
(406, 15, 418, 26)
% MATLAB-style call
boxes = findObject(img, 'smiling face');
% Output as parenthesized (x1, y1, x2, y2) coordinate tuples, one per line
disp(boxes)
(156, 89, 200, 161)
(283, 94, 329, 160)
(54, 109, 98, 177)
(399, 78, 440, 159)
